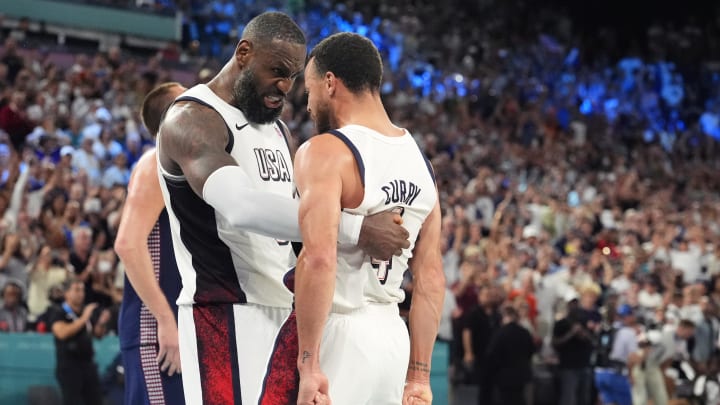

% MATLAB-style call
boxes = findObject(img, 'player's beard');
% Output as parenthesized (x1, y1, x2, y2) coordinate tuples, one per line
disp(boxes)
(231, 68, 283, 124)
(312, 99, 333, 134)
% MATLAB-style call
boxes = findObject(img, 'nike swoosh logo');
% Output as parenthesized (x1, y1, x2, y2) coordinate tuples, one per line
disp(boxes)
(235, 123, 249, 131)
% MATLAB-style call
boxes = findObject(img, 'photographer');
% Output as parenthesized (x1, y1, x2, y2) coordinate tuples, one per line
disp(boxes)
(48, 277, 110, 405)
(552, 294, 596, 405)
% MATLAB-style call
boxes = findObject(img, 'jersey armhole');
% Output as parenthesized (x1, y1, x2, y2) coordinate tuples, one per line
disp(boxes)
(414, 142, 436, 184)
(327, 129, 365, 187)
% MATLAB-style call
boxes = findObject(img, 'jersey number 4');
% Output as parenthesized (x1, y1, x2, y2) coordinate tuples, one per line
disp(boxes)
(370, 207, 405, 285)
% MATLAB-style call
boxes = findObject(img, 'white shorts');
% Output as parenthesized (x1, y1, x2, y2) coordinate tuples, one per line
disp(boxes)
(178, 303, 291, 405)
(259, 303, 410, 405)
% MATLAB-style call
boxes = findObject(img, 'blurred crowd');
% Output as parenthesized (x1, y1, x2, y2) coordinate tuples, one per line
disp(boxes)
(2, 1, 720, 404)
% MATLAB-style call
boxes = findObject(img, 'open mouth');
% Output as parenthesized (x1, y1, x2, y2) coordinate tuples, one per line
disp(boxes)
(264, 95, 284, 109)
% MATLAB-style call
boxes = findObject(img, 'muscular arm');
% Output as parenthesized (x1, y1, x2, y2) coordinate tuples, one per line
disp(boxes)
(161, 103, 404, 256)
(159, 102, 238, 194)
(161, 101, 312, 233)
(406, 200, 446, 384)
(114, 150, 181, 375)
(114, 150, 175, 327)
(294, 136, 351, 372)
(203, 165, 332, 242)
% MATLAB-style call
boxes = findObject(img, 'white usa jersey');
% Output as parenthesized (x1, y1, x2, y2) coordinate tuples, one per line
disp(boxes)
(157, 84, 295, 308)
(329, 124, 437, 312)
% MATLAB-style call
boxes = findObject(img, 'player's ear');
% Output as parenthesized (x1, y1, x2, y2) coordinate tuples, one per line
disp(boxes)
(235, 40, 253, 69)
(325, 71, 336, 96)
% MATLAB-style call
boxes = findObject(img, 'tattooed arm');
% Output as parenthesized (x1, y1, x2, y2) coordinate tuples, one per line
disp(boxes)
(403, 198, 445, 405)
(293, 135, 355, 404)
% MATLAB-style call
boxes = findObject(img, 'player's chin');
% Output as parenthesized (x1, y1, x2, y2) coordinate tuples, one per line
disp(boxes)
(258, 107, 283, 123)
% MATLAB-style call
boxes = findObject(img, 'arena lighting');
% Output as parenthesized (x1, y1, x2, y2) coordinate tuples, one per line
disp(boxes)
(643, 129, 655, 143)
(579, 99, 593, 115)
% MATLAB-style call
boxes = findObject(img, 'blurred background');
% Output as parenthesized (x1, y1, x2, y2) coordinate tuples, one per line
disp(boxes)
(1, 0, 720, 404)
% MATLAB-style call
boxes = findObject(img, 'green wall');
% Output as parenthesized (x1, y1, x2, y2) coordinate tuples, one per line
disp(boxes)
(0, 333, 450, 404)
(0, 0, 179, 41)
(0, 333, 119, 404)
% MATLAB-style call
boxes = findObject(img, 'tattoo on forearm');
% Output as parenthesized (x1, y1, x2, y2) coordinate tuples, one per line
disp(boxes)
(408, 360, 430, 375)
(302, 350, 312, 364)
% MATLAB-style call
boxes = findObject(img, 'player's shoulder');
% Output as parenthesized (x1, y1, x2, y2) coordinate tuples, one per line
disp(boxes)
(136, 148, 157, 168)
(158, 99, 228, 161)
(295, 133, 355, 171)
(131, 148, 158, 177)
(162, 98, 225, 139)
(297, 133, 352, 155)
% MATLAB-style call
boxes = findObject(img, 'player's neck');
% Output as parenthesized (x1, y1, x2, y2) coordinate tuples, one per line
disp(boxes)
(206, 62, 235, 104)
(335, 93, 403, 137)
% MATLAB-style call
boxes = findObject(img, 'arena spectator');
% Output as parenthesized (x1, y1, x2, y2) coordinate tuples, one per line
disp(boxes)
(552, 296, 595, 405)
(0, 280, 27, 332)
(1, 2, 720, 404)
(462, 285, 501, 402)
(49, 277, 110, 405)
(26, 244, 69, 324)
(484, 305, 536, 405)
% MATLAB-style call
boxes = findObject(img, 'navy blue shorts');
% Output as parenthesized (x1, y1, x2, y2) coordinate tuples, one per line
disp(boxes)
(121, 345, 184, 405)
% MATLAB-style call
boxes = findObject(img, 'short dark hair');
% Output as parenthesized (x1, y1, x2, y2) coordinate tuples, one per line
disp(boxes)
(501, 305, 520, 322)
(61, 277, 83, 292)
(308, 32, 383, 94)
(141, 82, 183, 137)
(242, 12, 306, 47)
(1, 280, 22, 296)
